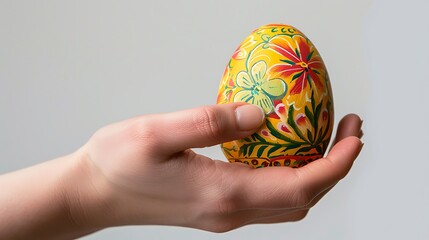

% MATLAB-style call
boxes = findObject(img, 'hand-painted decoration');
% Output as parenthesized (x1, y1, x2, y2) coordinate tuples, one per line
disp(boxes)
(217, 24, 334, 168)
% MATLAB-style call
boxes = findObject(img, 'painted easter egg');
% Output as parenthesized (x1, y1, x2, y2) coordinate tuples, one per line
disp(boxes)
(217, 24, 334, 168)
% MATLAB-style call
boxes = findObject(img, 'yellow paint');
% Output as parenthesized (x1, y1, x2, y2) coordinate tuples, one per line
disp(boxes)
(217, 24, 334, 168)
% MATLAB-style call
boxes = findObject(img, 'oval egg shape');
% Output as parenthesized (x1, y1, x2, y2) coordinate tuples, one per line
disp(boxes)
(217, 24, 334, 168)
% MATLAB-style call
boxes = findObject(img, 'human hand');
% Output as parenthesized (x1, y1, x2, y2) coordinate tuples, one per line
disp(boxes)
(70, 103, 363, 233)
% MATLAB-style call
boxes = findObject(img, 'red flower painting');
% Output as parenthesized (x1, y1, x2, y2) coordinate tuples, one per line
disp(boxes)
(270, 36, 325, 95)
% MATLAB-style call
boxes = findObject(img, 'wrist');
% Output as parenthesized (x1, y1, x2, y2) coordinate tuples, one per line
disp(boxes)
(60, 148, 118, 236)
(0, 149, 115, 239)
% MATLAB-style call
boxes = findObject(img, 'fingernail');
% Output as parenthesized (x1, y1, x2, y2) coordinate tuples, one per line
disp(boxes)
(235, 105, 265, 131)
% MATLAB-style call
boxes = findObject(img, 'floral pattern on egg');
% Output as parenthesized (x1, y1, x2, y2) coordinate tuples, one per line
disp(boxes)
(217, 24, 334, 168)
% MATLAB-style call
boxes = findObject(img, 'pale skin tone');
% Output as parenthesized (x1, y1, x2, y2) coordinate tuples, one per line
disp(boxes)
(0, 103, 363, 239)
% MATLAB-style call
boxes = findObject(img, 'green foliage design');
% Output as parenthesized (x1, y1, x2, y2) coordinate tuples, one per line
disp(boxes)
(238, 90, 332, 159)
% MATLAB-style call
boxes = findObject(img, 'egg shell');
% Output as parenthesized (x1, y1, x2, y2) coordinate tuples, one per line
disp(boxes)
(217, 24, 334, 168)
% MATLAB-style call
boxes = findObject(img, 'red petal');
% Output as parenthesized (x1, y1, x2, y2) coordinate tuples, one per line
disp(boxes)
(297, 38, 310, 62)
(271, 65, 302, 78)
(228, 78, 234, 87)
(322, 110, 328, 121)
(232, 50, 240, 59)
(271, 45, 300, 62)
(309, 70, 323, 89)
(280, 124, 291, 133)
(276, 104, 286, 115)
(296, 114, 307, 125)
(261, 129, 270, 136)
(289, 72, 308, 95)
(308, 59, 323, 69)
(268, 112, 280, 119)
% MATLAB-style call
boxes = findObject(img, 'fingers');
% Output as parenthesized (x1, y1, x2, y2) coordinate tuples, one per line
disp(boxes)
(232, 137, 362, 210)
(233, 114, 363, 210)
(136, 103, 265, 155)
(304, 114, 364, 208)
(292, 111, 363, 200)
(239, 135, 362, 224)
(331, 113, 363, 147)
(297, 114, 363, 202)
(196, 114, 363, 231)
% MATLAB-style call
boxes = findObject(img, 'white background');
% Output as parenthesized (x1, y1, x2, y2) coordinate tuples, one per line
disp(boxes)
(1, 0, 428, 239)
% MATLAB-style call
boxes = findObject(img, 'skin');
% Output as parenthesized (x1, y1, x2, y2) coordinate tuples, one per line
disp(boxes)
(0, 103, 363, 239)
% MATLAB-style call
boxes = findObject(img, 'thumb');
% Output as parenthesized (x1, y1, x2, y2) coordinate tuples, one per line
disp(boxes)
(144, 103, 265, 155)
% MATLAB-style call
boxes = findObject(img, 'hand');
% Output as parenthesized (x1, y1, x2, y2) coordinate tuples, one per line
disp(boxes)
(70, 102, 363, 233)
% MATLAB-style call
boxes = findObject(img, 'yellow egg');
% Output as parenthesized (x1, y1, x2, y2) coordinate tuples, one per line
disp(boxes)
(217, 24, 334, 168)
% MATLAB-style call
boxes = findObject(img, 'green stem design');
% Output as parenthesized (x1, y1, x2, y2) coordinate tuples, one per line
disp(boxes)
(287, 107, 310, 144)
(240, 141, 306, 158)
(265, 120, 304, 145)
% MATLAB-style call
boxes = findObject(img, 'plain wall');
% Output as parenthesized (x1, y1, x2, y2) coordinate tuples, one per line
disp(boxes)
(1, 0, 428, 239)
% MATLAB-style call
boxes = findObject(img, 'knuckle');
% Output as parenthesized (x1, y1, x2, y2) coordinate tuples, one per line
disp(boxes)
(129, 117, 160, 147)
(134, 118, 155, 138)
(90, 125, 109, 142)
(194, 107, 224, 142)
